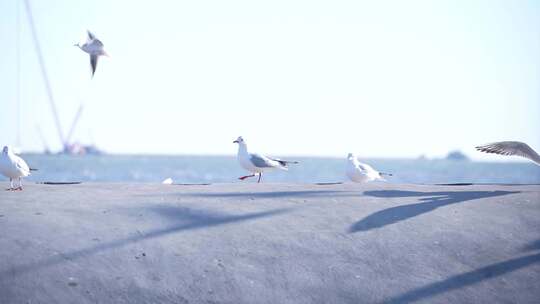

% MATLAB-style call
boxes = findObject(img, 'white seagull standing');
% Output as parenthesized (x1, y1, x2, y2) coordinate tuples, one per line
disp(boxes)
(346, 153, 392, 183)
(233, 136, 298, 183)
(476, 141, 540, 165)
(0, 146, 37, 191)
(74, 30, 108, 77)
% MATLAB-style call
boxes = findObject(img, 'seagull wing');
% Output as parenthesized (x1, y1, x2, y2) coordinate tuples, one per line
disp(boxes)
(90, 54, 98, 77)
(476, 141, 540, 165)
(354, 157, 374, 172)
(356, 162, 372, 172)
(14, 156, 30, 175)
(87, 30, 96, 40)
(250, 153, 276, 168)
(86, 31, 104, 48)
(268, 157, 298, 166)
(92, 38, 104, 47)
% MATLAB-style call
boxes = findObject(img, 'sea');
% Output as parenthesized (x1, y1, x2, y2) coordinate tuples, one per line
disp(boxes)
(11, 154, 540, 185)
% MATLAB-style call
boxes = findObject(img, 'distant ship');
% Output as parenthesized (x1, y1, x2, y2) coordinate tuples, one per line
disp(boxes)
(62, 143, 104, 156)
(445, 150, 469, 161)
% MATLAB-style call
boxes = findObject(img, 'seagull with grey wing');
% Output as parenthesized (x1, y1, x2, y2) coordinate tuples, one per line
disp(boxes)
(74, 30, 109, 77)
(476, 141, 540, 165)
(0, 146, 37, 191)
(346, 153, 392, 183)
(233, 136, 298, 183)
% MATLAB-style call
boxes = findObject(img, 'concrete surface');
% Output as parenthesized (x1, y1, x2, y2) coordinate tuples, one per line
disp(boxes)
(0, 182, 539, 303)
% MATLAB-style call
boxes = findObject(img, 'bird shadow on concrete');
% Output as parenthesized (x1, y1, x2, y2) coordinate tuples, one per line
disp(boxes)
(0, 205, 291, 278)
(349, 190, 518, 233)
(522, 239, 540, 252)
(180, 190, 358, 199)
(382, 252, 540, 304)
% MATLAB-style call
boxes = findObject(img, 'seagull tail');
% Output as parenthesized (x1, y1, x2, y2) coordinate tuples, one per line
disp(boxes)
(30, 168, 38, 171)
(379, 172, 392, 177)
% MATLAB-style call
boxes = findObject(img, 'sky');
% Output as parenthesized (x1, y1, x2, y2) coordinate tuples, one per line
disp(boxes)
(0, 0, 539, 159)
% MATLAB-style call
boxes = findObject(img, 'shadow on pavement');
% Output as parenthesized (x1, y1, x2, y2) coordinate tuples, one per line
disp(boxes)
(182, 190, 358, 199)
(383, 253, 540, 304)
(349, 190, 518, 233)
(522, 239, 540, 252)
(0, 205, 291, 278)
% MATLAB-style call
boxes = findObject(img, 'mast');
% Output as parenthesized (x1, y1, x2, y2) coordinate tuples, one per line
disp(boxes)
(35, 124, 51, 154)
(16, 0, 21, 148)
(65, 104, 84, 145)
(23, 0, 65, 149)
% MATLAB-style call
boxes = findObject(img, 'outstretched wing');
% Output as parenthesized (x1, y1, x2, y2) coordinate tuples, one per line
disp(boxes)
(87, 30, 96, 40)
(86, 30, 103, 47)
(90, 54, 98, 77)
(92, 38, 104, 47)
(476, 141, 540, 165)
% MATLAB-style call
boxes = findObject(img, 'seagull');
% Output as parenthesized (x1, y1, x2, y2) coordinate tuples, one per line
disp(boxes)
(233, 136, 298, 183)
(476, 141, 540, 165)
(74, 30, 108, 77)
(0, 146, 37, 191)
(346, 153, 392, 183)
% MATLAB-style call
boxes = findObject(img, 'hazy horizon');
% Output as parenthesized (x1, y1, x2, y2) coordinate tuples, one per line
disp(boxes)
(14, 149, 536, 164)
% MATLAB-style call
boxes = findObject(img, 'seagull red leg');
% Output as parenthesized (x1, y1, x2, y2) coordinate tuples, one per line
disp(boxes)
(239, 174, 255, 180)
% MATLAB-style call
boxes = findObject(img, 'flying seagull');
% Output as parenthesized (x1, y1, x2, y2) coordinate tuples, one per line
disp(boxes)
(0, 146, 37, 191)
(346, 153, 392, 183)
(476, 141, 540, 165)
(74, 30, 108, 77)
(233, 136, 298, 183)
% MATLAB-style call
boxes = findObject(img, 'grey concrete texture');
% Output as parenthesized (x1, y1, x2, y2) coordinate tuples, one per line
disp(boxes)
(0, 182, 539, 303)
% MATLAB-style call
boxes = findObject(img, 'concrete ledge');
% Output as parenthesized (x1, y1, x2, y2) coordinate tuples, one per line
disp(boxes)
(1, 183, 539, 303)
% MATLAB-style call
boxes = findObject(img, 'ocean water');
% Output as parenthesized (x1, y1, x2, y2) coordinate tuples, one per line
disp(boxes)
(10, 154, 540, 185)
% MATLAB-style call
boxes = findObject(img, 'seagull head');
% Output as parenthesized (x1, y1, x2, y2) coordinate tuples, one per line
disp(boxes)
(2, 146, 10, 155)
(233, 136, 245, 144)
(347, 153, 356, 160)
